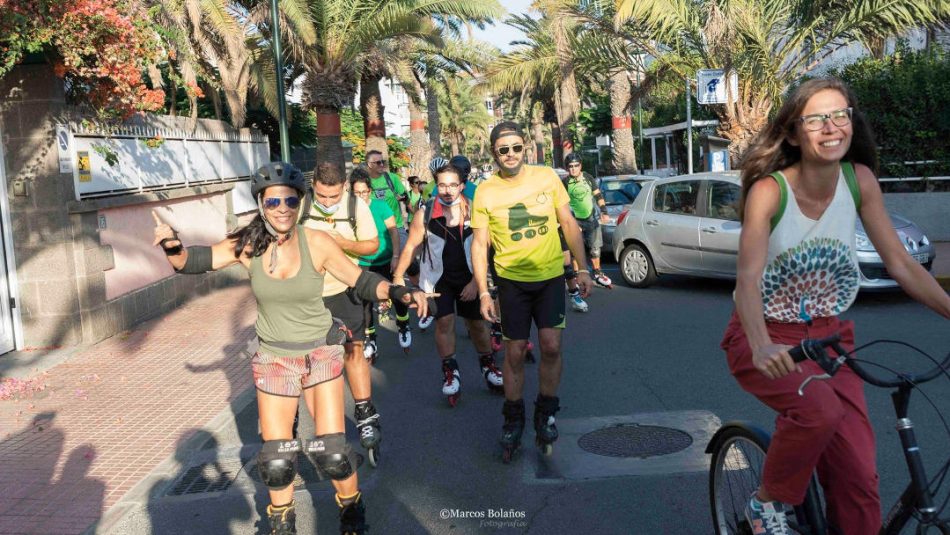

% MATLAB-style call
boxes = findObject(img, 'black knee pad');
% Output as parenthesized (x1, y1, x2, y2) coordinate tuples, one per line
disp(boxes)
(305, 433, 356, 481)
(257, 439, 301, 489)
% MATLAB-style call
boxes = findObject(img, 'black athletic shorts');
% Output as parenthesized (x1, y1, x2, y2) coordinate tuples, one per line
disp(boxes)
(495, 274, 566, 340)
(324, 291, 365, 342)
(433, 277, 481, 321)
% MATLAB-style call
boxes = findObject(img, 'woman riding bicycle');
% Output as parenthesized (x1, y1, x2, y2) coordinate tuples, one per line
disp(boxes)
(152, 162, 427, 535)
(722, 78, 950, 534)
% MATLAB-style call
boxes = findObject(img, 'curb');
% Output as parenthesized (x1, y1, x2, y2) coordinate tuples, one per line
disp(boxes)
(86, 385, 258, 535)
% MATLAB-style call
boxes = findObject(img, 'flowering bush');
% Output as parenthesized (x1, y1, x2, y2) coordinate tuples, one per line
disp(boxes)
(0, 0, 164, 118)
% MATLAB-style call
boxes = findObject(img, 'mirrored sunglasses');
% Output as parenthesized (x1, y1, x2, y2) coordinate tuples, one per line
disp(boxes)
(262, 196, 301, 210)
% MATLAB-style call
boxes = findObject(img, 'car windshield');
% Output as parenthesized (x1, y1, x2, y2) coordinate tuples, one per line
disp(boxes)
(600, 180, 642, 205)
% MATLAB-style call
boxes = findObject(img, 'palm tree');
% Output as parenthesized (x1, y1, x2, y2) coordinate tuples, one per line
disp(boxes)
(437, 74, 494, 156)
(533, 0, 582, 157)
(614, 0, 948, 159)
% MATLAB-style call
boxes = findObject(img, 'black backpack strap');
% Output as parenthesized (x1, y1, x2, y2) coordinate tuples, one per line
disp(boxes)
(346, 192, 358, 233)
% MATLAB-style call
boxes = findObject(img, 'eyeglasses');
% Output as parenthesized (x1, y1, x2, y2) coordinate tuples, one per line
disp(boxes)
(800, 107, 852, 131)
(567, 163, 582, 168)
(437, 183, 462, 191)
(262, 196, 301, 210)
(353, 189, 371, 197)
(495, 144, 524, 156)
(369, 159, 388, 166)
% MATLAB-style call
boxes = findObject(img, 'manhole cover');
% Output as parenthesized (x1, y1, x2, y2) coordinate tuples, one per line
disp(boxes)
(578, 424, 693, 458)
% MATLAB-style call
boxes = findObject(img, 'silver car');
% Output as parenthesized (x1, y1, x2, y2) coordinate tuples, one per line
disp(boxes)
(597, 175, 657, 254)
(611, 172, 936, 289)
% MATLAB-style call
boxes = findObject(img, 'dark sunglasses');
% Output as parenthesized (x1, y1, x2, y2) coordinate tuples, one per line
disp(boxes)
(370, 159, 388, 165)
(262, 196, 301, 210)
(495, 144, 524, 156)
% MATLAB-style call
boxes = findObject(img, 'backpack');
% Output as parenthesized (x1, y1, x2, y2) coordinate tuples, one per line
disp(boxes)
(379, 171, 411, 217)
(304, 192, 359, 234)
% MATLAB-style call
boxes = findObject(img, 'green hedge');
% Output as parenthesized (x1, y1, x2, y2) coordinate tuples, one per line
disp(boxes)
(833, 46, 950, 179)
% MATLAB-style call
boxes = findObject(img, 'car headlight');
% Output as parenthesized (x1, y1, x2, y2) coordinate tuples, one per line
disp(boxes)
(855, 233, 875, 252)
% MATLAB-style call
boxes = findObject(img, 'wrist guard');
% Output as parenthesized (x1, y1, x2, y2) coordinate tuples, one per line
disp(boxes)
(177, 246, 213, 274)
(388, 284, 411, 304)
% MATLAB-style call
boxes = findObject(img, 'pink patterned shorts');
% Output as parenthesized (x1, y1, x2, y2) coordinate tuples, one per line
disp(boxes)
(251, 345, 345, 397)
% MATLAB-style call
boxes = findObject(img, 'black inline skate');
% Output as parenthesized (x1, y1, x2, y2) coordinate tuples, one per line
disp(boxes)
(337, 492, 368, 535)
(533, 394, 560, 456)
(266, 500, 296, 535)
(354, 400, 381, 468)
(500, 399, 525, 463)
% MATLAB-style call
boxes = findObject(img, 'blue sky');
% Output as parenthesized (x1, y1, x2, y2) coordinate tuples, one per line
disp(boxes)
(472, 0, 533, 51)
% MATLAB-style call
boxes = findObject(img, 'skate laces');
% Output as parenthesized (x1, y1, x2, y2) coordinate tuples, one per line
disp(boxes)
(745, 496, 790, 535)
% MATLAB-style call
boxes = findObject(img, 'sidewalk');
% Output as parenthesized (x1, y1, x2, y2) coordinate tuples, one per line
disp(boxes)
(0, 283, 256, 535)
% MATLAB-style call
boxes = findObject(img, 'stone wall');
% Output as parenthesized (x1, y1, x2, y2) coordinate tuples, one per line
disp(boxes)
(0, 63, 251, 350)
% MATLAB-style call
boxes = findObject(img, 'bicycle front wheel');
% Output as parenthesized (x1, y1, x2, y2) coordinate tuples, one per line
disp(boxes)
(709, 425, 769, 535)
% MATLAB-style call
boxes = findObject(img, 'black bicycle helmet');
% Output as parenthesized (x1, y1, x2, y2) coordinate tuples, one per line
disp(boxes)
(563, 153, 582, 167)
(251, 161, 307, 198)
(449, 155, 472, 181)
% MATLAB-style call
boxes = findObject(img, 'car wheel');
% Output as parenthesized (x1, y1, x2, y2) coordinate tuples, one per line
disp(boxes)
(620, 243, 657, 288)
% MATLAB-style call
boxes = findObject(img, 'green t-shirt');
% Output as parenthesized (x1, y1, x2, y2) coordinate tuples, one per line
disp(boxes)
(359, 199, 395, 267)
(407, 190, 422, 222)
(566, 173, 596, 220)
(369, 172, 407, 227)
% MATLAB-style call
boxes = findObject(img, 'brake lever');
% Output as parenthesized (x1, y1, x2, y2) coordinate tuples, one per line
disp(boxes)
(797, 355, 847, 396)
(798, 373, 831, 396)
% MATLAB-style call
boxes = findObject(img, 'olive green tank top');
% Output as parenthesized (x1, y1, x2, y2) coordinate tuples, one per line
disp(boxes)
(250, 227, 332, 356)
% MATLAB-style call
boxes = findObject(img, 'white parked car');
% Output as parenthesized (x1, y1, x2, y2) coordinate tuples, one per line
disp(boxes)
(612, 172, 936, 289)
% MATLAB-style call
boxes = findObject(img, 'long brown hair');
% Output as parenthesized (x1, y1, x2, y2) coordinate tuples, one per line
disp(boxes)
(737, 77, 878, 221)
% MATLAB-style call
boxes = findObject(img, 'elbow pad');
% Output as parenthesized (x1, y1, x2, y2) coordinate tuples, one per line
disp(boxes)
(353, 270, 386, 301)
(177, 246, 213, 274)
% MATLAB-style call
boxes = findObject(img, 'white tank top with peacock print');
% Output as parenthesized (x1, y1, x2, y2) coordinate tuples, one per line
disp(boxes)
(760, 167, 861, 323)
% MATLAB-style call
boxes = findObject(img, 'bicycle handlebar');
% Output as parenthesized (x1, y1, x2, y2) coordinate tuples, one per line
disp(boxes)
(789, 334, 950, 391)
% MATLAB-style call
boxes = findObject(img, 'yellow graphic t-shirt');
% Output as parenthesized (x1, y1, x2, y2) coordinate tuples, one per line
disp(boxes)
(471, 165, 569, 282)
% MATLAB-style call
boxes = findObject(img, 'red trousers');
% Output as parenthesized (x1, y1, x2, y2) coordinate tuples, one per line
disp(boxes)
(721, 311, 881, 534)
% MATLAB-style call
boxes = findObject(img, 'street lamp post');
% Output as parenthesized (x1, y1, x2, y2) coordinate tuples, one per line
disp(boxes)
(636, 67, 644, 173)
(686, 77, 693, 174)
(270, 0, 291, 163)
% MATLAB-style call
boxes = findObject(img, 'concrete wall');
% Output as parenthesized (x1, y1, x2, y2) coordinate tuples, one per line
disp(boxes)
(0, 63, 253, 351)
(883, 192, 950, 242)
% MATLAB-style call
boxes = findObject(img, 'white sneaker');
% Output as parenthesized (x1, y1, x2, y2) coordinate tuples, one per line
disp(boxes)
(744, 494, 791, 535)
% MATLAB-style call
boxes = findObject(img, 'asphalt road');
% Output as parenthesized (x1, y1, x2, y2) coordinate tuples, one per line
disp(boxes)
(103, 267, 950, 535)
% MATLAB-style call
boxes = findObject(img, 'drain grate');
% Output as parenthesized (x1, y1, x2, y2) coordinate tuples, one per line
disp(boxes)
(578, 424, 693, 458)
(167, 458, 244, 496)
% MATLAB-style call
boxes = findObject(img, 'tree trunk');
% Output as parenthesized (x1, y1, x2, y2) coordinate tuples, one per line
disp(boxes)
(609, 71, 637, 174)
(360, 73, 388, 158)
(205, 81, 223, 121)
(407, 77, 431, 179)
(314, 104, 346, 176)
(553, 14, 580, 157)
(426, 78, 442, 157)
(449, 134, 460, 156)
(551, 123, 564, 168)
(531, 113, 545, 165)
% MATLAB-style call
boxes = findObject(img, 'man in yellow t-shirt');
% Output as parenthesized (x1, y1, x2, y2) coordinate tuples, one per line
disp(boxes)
(303, 163, 382, 457)
(471, 121, 592, 461)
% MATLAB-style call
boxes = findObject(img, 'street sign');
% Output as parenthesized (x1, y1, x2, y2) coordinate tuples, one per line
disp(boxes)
(56, 125, 72, 173)
(696, 69, 738, 105)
